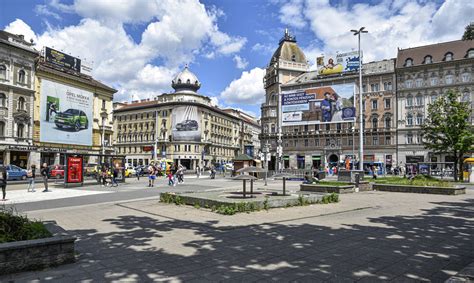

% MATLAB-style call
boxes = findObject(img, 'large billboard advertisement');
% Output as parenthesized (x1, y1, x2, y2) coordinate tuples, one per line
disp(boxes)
(316, 51, 359, 75)
(45, 47, 81, 73)
(40, 79, 93, 146)
(172, 106, 201, 142)
(282, 84, 356, 126)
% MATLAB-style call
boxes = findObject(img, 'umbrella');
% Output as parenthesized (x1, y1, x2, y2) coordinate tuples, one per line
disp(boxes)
(237, 166, 267, 173)
(272, 173, 298, 196)
(232, 174, 258, 198)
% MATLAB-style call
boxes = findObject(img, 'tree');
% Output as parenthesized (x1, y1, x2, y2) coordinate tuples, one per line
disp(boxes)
(422, 90, 474, 181)
(462, 23, 474, 40)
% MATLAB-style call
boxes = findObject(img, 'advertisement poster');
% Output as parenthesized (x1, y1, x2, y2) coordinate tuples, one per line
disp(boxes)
(316, 51, 360, 75)
(282, 84, 356, 126)
(40, 79, 93, 146)
(244, 145, 254, 158)
(172, 106, 200, 142)
(66, 156, 83, 183)
(45, 47, 81, 73)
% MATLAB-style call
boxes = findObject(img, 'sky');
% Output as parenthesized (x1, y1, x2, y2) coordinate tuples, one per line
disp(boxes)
(1, 0, 473, 118)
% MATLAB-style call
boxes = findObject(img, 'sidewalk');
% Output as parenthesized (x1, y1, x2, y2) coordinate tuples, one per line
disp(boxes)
(1, 187, 112, 205)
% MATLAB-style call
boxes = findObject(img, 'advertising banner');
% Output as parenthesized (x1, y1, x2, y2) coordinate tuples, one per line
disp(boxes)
(66, 156, 83, 183)
(282, 84, 356, 126)
(40, 79, 93, 146)
(316, 51, 360, 76)
(172, 106, 200, 142)
(244, 145, 254, 158)
(45, 47, 81, 73)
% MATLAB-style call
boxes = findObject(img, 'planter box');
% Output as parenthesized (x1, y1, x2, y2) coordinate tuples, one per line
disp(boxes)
(372, 184, 465, 195)
(0, 221, 76, 275)
(300, 184, 355, 194)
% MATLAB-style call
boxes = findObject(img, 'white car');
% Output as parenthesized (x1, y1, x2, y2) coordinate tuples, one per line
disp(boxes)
(125, 166, 136, 177)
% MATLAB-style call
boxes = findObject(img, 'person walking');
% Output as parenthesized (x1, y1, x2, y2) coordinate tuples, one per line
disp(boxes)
(148, 163, 155, 187)
(41, 163, 49, 192)
(101, 165, 108, 187)
(27, 164, 36, 192)
(136, 166, 141, 181)
(111, 167, 119, 187)
(196, 166, 200, 178)
(0, 165, 7, 201)
(167, 171, 174, 186)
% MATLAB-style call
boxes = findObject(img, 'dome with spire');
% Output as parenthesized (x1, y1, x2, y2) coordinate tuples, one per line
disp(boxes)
(171, 65, 201, 94)
(270, 29, 307, 65)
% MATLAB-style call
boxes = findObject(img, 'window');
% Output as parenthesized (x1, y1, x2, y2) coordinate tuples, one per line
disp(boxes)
(406, 95, 413, 106)
(461, 92, 470, 102)
(461, 73, 471, 83)
(406, 133, 413, 144)
(431, 93, 438, 103)
(430, 77, 438, 86)
(0, 93, 5, 107)
(384, 99, 391, 109)
(270, 109, 276, 117)
(102, 100, 106, 109)
(383, 82, 392, 91)
(405, 58, 413, 67)
(336, 123, 341, 132)
(415, 78, 423, 88)
(416, 95, 423, 106)
(423, 55, 432, 64)
(304, 139, 308, 147)
(407, 114, 413, 126)
(291, 54, 296, 62)
(468, 49, 474, 58)
(372, 100, 378, 110)
(385, 117, 391, 129)
(445, 75, 454, 84)
(271, 124, 275, 133)
(405, 80, 413, 88)
(371, 83, 379, 92)
(314, 139, 319, 146)
(18, 70, 25, 84)
(325, 124, 330, 131)
(348, 139, 353, 146)
(362, 84, 367, 93)
(0, 65, 6, 80)
(372, 117, 378, 129)
(372, 136, 378, 145)
(385, 136, 391, 145)
(0, 121, 4, 136)
(17, 97, 25, 110)
(325, 138, 330, 146)
(445, 52, 453, 61)
(416, 114, 423, 125)
(17, 123, 24, 138)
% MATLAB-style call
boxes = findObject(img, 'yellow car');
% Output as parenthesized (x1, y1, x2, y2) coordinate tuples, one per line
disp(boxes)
(124, 166, 136, 178)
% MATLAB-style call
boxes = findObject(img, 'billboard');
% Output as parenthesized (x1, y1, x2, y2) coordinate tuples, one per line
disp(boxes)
(316, 51, 359, 75)
(281, 84, 356, 126)
(171, 106, 201, 142)
(45, 47, 81, 73)
(40, 79, 93, 146)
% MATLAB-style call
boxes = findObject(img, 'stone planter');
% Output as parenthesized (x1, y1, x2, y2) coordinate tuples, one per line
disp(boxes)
(300, 184, 355, 194)
(0, 221, 76, 275)
(372, 184, 465, 195)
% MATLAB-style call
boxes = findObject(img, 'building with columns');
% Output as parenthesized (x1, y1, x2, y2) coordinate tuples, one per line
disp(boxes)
(0, 30, 37, 168)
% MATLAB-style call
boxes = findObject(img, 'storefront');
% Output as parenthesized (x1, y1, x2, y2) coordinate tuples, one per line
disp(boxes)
(312, 155, 321, 169)
(283, 155, 290, 169)
(10, 151, 28, 168)
(297, 155, 305, 169)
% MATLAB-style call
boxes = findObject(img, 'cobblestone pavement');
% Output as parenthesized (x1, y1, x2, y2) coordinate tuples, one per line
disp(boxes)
(2, 184, 473, 282)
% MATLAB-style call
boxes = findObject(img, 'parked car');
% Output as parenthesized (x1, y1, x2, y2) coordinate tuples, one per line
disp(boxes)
(176, 119, 198, 131)
(124, 166, 136, 178)
(84, 163, 99, 176)
(49, 165, 65, 179)
(6, 165, 27, 181)
(55, 109, 89, 131)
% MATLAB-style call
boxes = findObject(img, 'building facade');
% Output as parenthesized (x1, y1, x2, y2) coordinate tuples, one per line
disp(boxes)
(113, 66, 260, 169)
(0, 31, 37, 168)
(396, 40, 474, 165)
(31, 49, 116, 166)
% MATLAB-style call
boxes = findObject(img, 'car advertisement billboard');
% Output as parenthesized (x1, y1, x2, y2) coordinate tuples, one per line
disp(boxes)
(40, 79, 93, 146)
(282, 84, 356, 126)
(171, 106, 200, 142)
(45, 47, 81, 73)
(316, 51, 360, 76)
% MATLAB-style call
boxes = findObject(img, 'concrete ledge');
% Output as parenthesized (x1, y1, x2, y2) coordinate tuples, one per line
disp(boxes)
(300, 184, 355, 194)
(372, 184, 465, 195)
(0, 221, 76, 275)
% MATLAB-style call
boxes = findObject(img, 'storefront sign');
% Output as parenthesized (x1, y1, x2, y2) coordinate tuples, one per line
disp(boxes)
(143, 146, 153, 152)
(406, 156, 424, 164)
(364, 155, 375, 162)
(7, 145, 38, 151)
(312, 156, 321, 160)
(66, 156, 83, 183)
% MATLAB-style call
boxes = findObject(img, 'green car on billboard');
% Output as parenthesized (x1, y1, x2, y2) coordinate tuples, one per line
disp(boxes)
(54, 109, 89, 131)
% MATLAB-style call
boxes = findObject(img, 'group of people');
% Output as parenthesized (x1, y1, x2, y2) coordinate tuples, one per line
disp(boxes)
(98, 165, 119, 187)
(0, 163, 51, 201)
(147, 163, 186, 187)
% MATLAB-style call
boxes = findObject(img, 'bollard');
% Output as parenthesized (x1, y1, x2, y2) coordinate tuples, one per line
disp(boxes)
(355, 173, 360, 188)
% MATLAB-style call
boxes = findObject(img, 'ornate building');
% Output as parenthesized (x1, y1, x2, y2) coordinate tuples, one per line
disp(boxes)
(0, 31, 37, 168)
(396, 40, 474, 165)
(113, 66, 260, 169)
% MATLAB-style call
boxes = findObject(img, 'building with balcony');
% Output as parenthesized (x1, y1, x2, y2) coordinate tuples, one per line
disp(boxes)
(396, 40, 474, 166)
(113, 66, 260, 169)
(0, 30, 38, 168)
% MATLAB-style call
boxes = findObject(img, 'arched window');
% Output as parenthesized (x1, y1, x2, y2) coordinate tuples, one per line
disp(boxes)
(424, 55, 432, 64)
(18, 70, 25, 84)
(186, 79, 190, 84)
(291, 54, 296, 62)
(0, 65, 6, 80)
(416, 95, 423, 106)
(405, 58, 413, 67)
(177, 79, 181, 84)
(406, 95, 413, 106)
(445, 74, 454, 84)
(0, 93, 6, 107)
(445, 52, 453, 61)
(406, 133, 413, 144)
(407, 114, 413, 126)
(18, 97, 25, 110)
(0, 121, 4, 137)
(372, 117, 378, 129)
(416, 114, 423, 125)
(17, 123, 24, 138)
(385, 117, 391, 129)
(270, 124, 275, 133)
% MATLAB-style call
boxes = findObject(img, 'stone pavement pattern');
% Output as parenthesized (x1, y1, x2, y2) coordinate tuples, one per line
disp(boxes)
(2, 185, 473, 282)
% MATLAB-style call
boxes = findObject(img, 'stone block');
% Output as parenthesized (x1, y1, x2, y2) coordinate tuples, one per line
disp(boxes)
(372, 184, 465, 195)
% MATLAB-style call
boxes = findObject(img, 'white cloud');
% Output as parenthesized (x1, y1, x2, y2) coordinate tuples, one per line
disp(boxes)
(209, 96, 219, 107)
(220, 67, 265, 105)
(233, 55, 248, 69)
(35, 5, 62, 20)
(279, 0, 306, 29)
(4, 19, 38, 43)
(252, 43, 275, 55)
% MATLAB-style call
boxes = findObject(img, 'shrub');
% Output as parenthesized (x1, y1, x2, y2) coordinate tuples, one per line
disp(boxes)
(0, 208, 52, 243)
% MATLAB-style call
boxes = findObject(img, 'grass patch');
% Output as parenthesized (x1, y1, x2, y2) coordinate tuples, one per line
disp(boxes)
(0, 208, 52, 243)
(373, 175, 453, 188)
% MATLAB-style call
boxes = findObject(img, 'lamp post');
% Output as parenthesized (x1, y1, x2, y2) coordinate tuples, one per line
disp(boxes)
(351, 27, 368, 171)
(351, 125, 355, 169)
(262, 141, 269, 186)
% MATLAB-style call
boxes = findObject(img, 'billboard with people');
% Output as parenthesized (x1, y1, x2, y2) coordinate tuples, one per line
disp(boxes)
(40, 79, 93, 146)
(316, 51, 360, 75)
(171, 106, 201, 142)
(281, 84, 356, 126)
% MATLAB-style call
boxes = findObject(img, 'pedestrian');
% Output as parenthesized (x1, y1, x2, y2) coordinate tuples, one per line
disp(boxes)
(0, 165, 7, 201)
(41, 163, 49, 192)
(148, 163, 155, 187)
(27, 164, 36, 192)
(196, 166, 200, 178)
(172, 165, 177, 186)
(101, 165, 108, 187)
(112, 167, 119, 187)
(167, 171, 174, 186)
(372, 165, 377, 179)
(136, 166, 141, 181)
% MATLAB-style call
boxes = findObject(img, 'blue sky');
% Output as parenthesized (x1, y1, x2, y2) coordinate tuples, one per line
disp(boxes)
(1, 0, 472, 117)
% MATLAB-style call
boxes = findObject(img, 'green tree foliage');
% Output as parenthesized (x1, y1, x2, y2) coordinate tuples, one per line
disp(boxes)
(462, 23, 474, 40)
(422, 90, 474, 181)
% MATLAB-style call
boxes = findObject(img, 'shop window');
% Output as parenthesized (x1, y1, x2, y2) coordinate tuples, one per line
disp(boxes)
(18, 70, 26, 84)
(0, 65, 6, 80)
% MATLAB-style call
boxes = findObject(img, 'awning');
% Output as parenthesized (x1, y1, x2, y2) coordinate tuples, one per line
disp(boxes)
(464, 157, 474, 163)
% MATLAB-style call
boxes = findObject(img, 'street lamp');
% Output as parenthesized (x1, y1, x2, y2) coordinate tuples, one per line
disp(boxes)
(262, 141, 269, 186)
(351, 27, 368, 171)
(351, 125, 355, 169)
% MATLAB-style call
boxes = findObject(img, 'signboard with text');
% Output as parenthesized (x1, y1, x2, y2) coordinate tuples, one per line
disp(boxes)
(316, 51, 360, 76)
(45, 47, 81, 73)
(66, 156, 83, 183)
